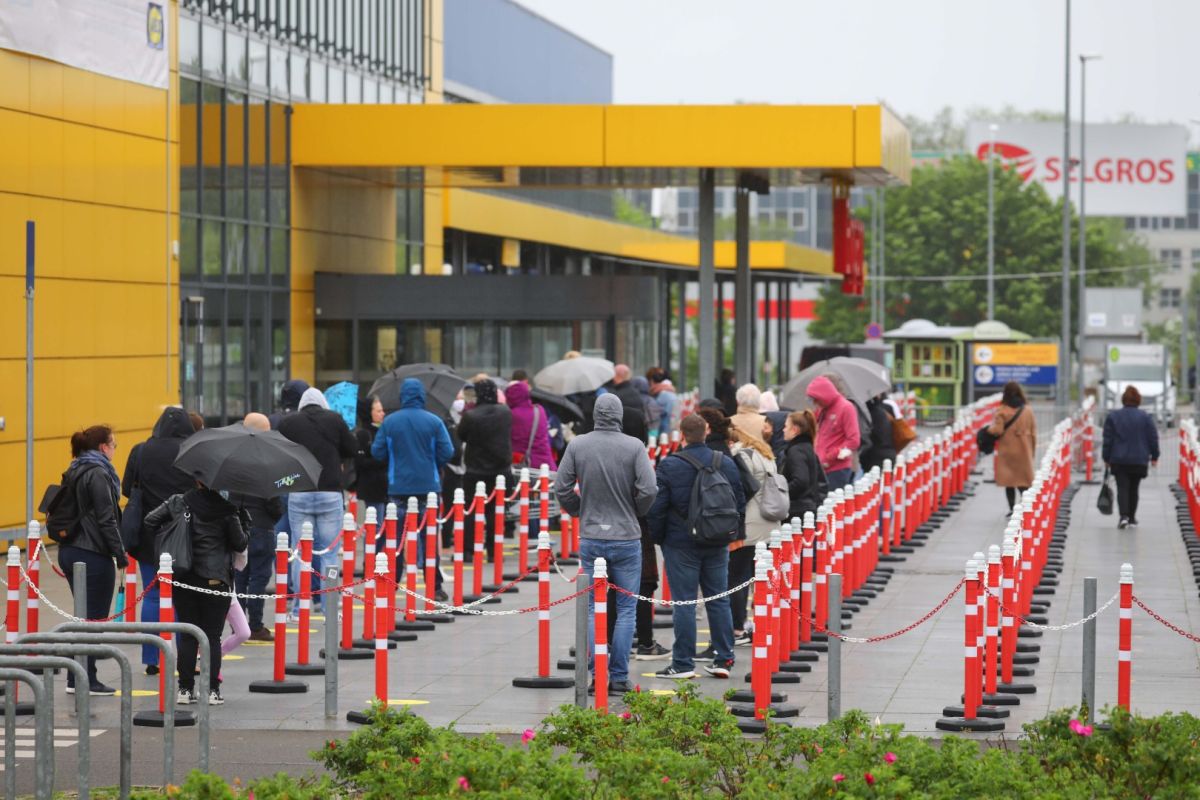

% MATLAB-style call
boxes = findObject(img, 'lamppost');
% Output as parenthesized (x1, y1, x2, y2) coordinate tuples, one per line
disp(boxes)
(1077, 53, 1101, 403)
(1059, 0, 1072, 411)
(987, 123, 998, 320)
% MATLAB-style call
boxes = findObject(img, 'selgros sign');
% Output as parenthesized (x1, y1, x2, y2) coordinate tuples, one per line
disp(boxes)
(966, 122, 1187, 217)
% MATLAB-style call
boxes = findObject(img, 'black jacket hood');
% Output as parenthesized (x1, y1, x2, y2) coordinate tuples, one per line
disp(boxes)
(280, 379, 311, 413)
(152, 407, 195, 440)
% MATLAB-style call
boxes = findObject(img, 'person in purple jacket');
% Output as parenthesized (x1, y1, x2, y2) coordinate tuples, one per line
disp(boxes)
(507, 380, 557, 472)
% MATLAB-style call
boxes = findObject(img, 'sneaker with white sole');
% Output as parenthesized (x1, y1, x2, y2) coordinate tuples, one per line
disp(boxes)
(208, 690, 225, 706)
(694, 646, 716, 662)
(704, 659, 734, 679)
(733, 631, 753, 647)
(654, 664, 696, 679)
(176, 688, 195, 706)
(635, 642, 670, 660)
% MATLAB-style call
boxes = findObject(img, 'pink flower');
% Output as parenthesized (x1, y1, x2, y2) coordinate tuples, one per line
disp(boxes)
(661, 776, 670, 784)
(832, 773, 845, 783)
(521, 728, 536, 744)
(814, 745, 824, 755)
(457, 776, 471, 791)
(634, 684, 642, 693)
(620, 712, 632, 720)
(410, 757, 421, 765)
(1069, 719, 1094, 737)
(864, 772, 876, 786)
(883, 752, 897, 764)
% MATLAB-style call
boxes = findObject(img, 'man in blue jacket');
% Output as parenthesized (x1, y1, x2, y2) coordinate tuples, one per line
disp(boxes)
(647, 413, 746, 680)
(372, 378, 455, 599)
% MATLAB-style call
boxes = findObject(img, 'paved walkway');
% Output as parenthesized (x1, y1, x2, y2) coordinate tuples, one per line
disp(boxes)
(10, 436, 1200, 792)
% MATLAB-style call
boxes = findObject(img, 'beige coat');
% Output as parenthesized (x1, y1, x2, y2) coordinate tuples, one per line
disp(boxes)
(730, 409, 767, 441)
(988, 404, 1036, 488)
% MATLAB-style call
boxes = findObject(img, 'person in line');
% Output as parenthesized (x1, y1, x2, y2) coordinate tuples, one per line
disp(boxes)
(715, 369, 738, 417)
(58, 425, 125, 695)
(233, 412, 285, 641)
(730, 383, 767, 441)
(728, 425, 778, 646)
(647, 368, 680, 435)
(987, 381, 1037, 514)
(631, 376, 663, 438)
(353, 396, 390, 546)
(781, 410, 828, 522)
(508, 380, 557, 472)
(144, 481, 247, 705)
(457, 379, 513, 560)
(861, 393, 898, 474)
(605, 363, 645, 419)
(647, 413, 746, 680)
(805, 376, 860, 491)
(372, 378, 455, 601)
(278, 387, 357, 611)
(121, 407, 197, 675)
(267, 379, 311, 565)
(1102, 385, 1160, 529)
(554, 394, 658, 695)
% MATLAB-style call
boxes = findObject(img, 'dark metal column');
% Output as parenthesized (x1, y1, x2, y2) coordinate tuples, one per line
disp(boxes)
(717, 279, 726, 375)
(781, 280, 792, 380)
(677, 272, 688, 385)
(697, 168, 716, 398)
(734, 186, 753, 384)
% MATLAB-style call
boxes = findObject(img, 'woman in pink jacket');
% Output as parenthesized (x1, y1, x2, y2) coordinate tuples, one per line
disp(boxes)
(805, 375, 861, 490)
(507, 380, 557, 472)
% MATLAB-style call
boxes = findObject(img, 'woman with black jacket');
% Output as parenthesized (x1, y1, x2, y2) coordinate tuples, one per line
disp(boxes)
(1102, 385, 1160, 529)
(58, 425, 126, 695)
(144, 484, 248, 705)
(353, 396, 390, 544)
(781, 410, 828, 521)
(121, 406, 196, 674)
(861, 395, 898, 474)
(456, 379, 512, 561)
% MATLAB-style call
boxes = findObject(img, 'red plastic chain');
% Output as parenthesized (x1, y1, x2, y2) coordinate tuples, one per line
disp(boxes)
(377, 574, 591, 614)
(1133, 595, 1200, 644)
(88, 578, 160, 623)
(810, 578, 965, 643)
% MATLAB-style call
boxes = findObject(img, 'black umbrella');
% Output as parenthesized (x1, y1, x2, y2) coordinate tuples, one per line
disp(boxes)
(369, 363, 466, 420)
(530, 387, 585, 425)
(174, 424, 322, 498)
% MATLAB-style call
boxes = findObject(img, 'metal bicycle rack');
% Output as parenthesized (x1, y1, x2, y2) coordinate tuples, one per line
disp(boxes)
(0, 669, 49, 800)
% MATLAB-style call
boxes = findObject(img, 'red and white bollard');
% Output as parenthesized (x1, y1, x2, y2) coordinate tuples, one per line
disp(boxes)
(1118, 562, 1133, 711)
(347, 552, 391, 725)
(157, 553, 175, 711)
(362, 503, 377, 579)
(937, 557, 1005, 731)
(451, 488, 471, 606)
(123, 554, 138, 623)
(729, 542, 797, 728)
(512, 530, 574, 689)
(285, 523, 323, 675)
(384, 502, 400, 630)
(419, 491, 453, 623)
(492, 475, 508, 588)
(26, 520, 41, 633)
(592, 557, 609, 712)
(336, 512, 372, 659)
(249, 533, 307, 693)
(471, 482, 487, 596)
(396, 498, 434, 632)
(6, 547, 19, 647)
(512, 468, 532, 579)
(797, 512, 819, 650)
(980, 544, 1016, 705)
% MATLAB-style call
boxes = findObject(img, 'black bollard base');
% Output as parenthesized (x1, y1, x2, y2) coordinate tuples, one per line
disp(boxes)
(284, 662, 326, 676)
(727, 688, 787, 703)
(996, 681, 1037, 694)
(796, 642, 828, 653)
(778, 662, 812, 674)
(321, 647, 375, 660)
(415, 612, 456, 624)
(248, 678, 308, 694)
(557, 659, 576, 671)
(653, 619, 674, 629)
(941, 703, 1009, 719)
(346, 708, 376, 725)
(878, 554, 908, 562)
(728, 702, 798, 719)
(745, 671, 801, 684)
(133, 709, 196, 728)
(787, 651, 820, 663)
(356, 635, 404, 647)
(394, 620, 436, 632)
(935, 715, 1005, 733)
(480, 583, 518, 595)
(980, 692, 1021, 706)
(512, 675, 575, 689)
(733, 716, 790, 733)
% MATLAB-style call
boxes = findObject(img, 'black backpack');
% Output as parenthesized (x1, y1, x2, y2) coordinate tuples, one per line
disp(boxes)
(674, 450, 741, 545)
(43, 467, 86, 545)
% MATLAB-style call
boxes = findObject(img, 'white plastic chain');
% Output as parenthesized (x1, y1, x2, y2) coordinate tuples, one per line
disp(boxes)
(983, 586, 1120, 631)
(18, 562, 88, 624)
(613, 575, 756, 606)
(551, 557, 583, 583)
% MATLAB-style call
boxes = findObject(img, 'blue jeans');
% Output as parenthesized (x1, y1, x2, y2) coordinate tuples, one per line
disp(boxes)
(58, 546, 115, 685)
(389, 495, 444, 592)
(661, 543, 735, 671)
(138, 560, 161, 666)
(579, 537, 641, 684)
(287, 491, 344, 612)
(827, 468, 854, 491)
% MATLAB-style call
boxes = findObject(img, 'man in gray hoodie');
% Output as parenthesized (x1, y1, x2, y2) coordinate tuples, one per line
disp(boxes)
(555, 393, 658, 694)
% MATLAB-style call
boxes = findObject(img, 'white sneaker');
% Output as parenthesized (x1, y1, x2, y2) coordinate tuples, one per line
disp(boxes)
(208, 690, 225, 706)
(176, 689, 195, 705)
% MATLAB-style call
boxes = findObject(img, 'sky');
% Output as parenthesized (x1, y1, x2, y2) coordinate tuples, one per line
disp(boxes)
(516, 0, 1200, 131)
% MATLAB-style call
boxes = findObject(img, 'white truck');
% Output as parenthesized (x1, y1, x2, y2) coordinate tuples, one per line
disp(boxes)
(1100, 343, 1175, 427)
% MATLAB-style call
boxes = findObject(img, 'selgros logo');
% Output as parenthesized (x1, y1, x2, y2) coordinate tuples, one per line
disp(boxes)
(976, 142, 1036, 182)
(146, 4, 165, 50)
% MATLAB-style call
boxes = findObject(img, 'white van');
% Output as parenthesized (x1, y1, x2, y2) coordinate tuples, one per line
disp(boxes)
(1101, 343, 1175, 427)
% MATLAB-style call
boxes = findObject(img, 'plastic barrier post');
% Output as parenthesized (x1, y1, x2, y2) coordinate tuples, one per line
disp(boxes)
(981, 545, 1016, 705)
(1118, 563, 1133, 711)
(452, 488, 468, 606)
(285, 522, 323, 675)
(158, 554, 174, 710)
(249, 533, 308, 693)
(384, 502, 399, 631)
(362, 502, 377, 579)
(492, 475, 507, 587)
(332, 512, 372, 660)
(418, 492, 454, 623)
(123, 555, 138, 624)
(396, 498, 435, 632)
(937, 558, 1005, 731)
(512, 531, 574, 689)
(347, 553, 391, 725)
(26, 520, 41, 633)
(593, 557, 609, 712)
(5, 547, 18, 646)
(514, 468, 531, 578)
(798, 513, 816, 646)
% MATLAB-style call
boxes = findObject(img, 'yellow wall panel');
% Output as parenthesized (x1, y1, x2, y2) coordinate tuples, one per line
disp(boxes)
(124, 134, 168, 211)
(0, 49, 31, 112)
(22, 198, 65, 283)
(92, 71, 128, 133)
(27, 57, 63, 120)
(124, 81, 167, 140)
(0, 109, 30, 194)
(27, 115, 65, 200)
(0, 193, 31, 270)
(61, 67, 97, 128)
(60, 122, 98, 204)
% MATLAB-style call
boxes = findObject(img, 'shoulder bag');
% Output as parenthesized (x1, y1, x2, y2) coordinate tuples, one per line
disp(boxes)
(977, 406, 1024, 456)
(154, 495, 194, 573)
(1096, 468, 1114, 516)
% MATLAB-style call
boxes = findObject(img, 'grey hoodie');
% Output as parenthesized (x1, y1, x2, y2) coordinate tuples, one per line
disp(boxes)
(554, 393, 658, 541)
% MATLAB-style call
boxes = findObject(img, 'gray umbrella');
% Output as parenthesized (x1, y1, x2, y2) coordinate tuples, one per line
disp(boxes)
(778, 357, 892, 412)
(533, 356, 615, 395)
(369, 363, 467, 419)
(174, 424, 322, 497)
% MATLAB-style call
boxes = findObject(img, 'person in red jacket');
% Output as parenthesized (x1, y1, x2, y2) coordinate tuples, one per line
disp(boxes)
(805, 375, 860, 491)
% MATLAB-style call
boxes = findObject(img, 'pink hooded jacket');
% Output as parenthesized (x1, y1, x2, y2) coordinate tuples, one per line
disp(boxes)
(805, 376, 861, 472)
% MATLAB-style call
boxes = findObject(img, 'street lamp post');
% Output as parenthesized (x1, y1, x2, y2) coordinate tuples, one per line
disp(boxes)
(1059, 0, 1072, 411)
(1078, 53, 1101, 404)
(987, 123, 998, 320)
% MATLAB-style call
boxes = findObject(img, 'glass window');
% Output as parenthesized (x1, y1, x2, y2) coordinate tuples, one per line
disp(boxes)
(267, 102, 288, 225)
(201, 23, 223, 79)
(316, 321, 354, 384)
(248, 225, 268, 280)
(180, 216, 199, 278)
(327, 66, 344, 103)
(1191, 248, 1200, 268)
(363, 77, 378, 104)
(380, 82, 394, 104)
(201, 85, 223, 216)
(225, 222, 246, 277)
(247, 96, 267, 223)
(249, 40, 268, 88)
(180, 79, 199, 214)
(202, 219, 222, 277)
(309, 60, 327, 102)
(269, 45, 288, 97)
(791, 208, 808, 230)
(290, 53, 308, 100)
(272, 292, 289, 398)
(226, 291, 247, 420)
(179, 16, 200, 73)
(225, 91, 246, 220)
(225, 30, 247, 84)
(346, 71, 361, 103)
(270, 227, 287, 279)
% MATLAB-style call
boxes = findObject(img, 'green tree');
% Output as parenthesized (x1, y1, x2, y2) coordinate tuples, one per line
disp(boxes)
(809, 156, 1153, 343)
